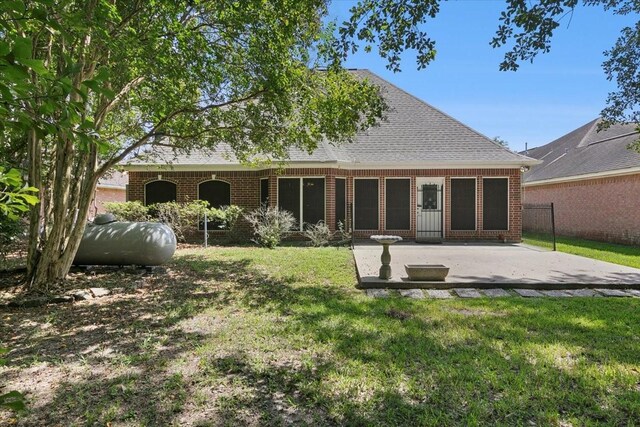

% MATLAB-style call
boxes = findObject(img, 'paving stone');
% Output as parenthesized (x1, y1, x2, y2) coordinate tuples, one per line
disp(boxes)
(399, 289, 425, 299)
(540, 290, 571, 297)
(366, 289, 390, 298)
(483, 288, 511, 298)
(565, 289, 600, 297)
(596, 288, 631, 297)
(425, 289, 453, 299)
(514, 289, 544, 298)
(625, 289, 640, 297)
(454, 288, 483, 298)
(90, 287, 111, 298)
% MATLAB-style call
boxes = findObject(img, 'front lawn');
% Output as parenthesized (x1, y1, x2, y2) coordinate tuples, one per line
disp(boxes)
(2, 247, 639, 426)
(523, 232, 640, 269)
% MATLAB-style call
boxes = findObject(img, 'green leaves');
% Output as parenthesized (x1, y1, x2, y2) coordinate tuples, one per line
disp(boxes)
(0, 166, 39, 221)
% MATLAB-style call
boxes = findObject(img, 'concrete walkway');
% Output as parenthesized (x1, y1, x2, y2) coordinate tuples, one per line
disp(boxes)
(354, 242, 640, 288)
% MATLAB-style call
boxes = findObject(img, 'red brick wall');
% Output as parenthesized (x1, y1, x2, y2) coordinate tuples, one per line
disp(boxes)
(523, 173, 640, 245)
(92, 187, 126, 216)
(128, 167, 523, 242)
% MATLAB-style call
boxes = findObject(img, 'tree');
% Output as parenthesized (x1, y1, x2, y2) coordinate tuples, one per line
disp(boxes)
(334, 0, 640, 136)
(492, 137, 509, 149)
(0, 0, 385, 290)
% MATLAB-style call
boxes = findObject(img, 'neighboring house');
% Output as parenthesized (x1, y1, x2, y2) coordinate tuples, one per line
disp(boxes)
(123, 70, 537, 242)
(92, 171, 128, 216)
(523, 119, 640, 245)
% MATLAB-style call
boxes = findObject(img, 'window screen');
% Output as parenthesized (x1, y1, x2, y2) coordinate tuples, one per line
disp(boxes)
(483, 178, 508, 230)
(198, 180, 231, 208)
(355, 179, 379, 230)
(302, 178, 325, 228)
(451, 179, 476, 230)
(260, 179, 269, 205)
(335, 178, 346, 229)
(386, 179, 410, 230)
(278, 178, 301, 226)
(145, 180, 176, 205)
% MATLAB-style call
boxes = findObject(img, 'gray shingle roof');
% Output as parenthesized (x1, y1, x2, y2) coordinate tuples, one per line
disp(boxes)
(126, 69, 536, 168)
(523, 119, 640, 183)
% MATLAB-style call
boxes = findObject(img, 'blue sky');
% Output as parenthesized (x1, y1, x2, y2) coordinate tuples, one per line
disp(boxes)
(327, 1, 638, 152)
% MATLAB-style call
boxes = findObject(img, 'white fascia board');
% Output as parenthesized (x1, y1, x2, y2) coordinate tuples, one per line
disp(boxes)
(96, 184, 127, 190)
(122, 159, 539, 172)
(523, 166, 640, 186)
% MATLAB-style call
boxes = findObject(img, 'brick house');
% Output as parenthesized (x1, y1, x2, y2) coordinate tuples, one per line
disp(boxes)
(124, 70, 537, 242)
(523, 119, 640, 245)
(91, 171, 128, 217)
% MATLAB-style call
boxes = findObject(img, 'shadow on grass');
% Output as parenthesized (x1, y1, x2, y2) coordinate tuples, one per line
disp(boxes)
(2, 249, 639, 425)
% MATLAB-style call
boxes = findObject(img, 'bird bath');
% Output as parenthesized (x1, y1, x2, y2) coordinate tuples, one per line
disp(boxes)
(370, 235, 403, 279)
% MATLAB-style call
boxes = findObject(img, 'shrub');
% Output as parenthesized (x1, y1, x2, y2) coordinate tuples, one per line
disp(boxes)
(244, 205, 296, 248)
(334, 220, 352, 246)
(104, 201, 149, 222)
(151, 200, 209, 242)
(209, 205, 244, 243)
(303, 221, 332, 247)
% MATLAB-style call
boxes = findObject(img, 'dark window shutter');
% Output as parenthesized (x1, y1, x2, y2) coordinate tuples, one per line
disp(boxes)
(302, 178, 325, 228)
(145, 180, 177, 206)
(355, 179, 379, 230)
(198, 180, 231, 209)
(483, 178, 508, 230)
(260, 179, 269, 205)
(278, 178, 300, 226)
(335, 178, 346, 229)
(451, 179, 476, 230)
(385, 179, 410, 230)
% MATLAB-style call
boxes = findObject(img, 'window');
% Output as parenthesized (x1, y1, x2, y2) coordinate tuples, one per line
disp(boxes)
(422, 184, 438, 210)
(145, 180, 176, 205)
(198, 180, 231, 209)
(198, 180, 231, 230)
(335, 178, 346, 229)
(451, 178, 476, 230)
(354, 179, 378, 230)
(385, 179, 410, 230)
(277, 177, 325, 230)
(260, 178, 269, 205)
(483, 178, 508, 230)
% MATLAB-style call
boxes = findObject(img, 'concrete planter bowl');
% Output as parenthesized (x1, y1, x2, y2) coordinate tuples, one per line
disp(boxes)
(404, 264, 450, 281)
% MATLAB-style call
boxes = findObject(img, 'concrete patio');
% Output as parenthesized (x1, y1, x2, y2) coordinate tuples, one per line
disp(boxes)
(354, 241, 640, 289)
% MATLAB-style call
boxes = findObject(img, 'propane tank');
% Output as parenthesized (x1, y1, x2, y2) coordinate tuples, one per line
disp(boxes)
(73, 213, 177, 266)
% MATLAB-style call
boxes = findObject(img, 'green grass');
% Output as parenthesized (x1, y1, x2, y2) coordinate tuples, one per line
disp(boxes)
(523, 232, 640, 269)
(2, 247, 640, 426)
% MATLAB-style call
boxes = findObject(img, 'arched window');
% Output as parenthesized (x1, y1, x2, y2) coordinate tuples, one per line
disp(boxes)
(145, 180, 177, 205)
(198, 180, 231, 209)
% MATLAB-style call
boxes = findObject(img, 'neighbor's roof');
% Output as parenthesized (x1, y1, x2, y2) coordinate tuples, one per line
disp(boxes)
(125, 69, 537, 170)
(523, 119, 640, 184)
(97, 171, 128, 189)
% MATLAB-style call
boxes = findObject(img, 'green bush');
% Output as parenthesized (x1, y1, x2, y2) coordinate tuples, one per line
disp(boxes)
(104, 201, 149, 222)
(209, 205, 244, 243)
(0, 216, 26, 262)
(151, 200, 210, 242)
(244, 205, 296, 248)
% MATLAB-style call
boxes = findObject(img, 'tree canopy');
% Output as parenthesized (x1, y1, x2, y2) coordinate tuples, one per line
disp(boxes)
(0, 0, 385, 288)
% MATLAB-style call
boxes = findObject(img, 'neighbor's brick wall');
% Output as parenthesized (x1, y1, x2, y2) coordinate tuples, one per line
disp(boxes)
(92, 187, 126, 217)
(128, 167, 523, 242)
(523, 173, 640, 245)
